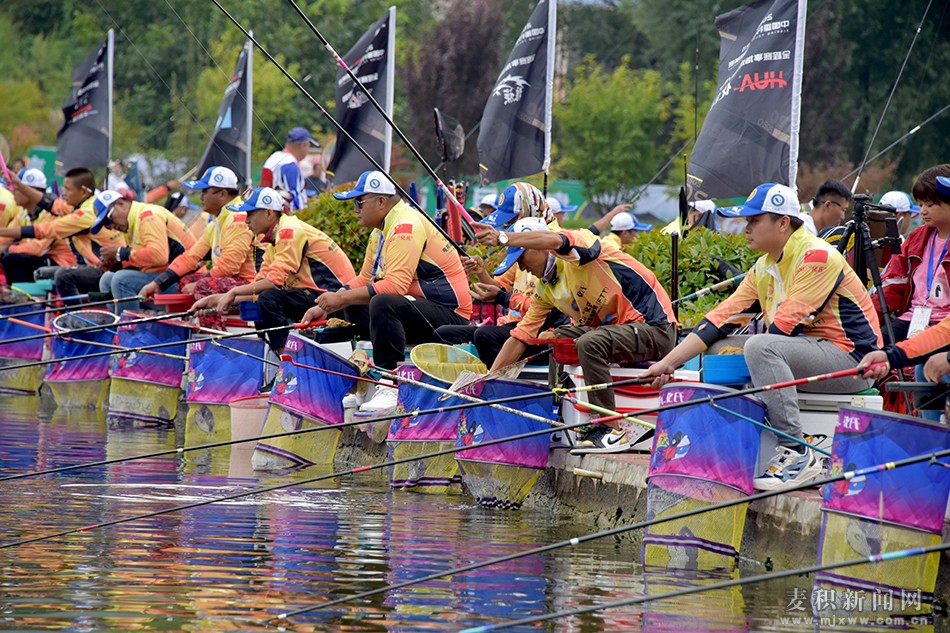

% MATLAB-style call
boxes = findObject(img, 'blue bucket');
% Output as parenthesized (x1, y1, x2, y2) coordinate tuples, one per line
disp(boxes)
(702, 354, 751, 386)
(239, 301, 262, 322)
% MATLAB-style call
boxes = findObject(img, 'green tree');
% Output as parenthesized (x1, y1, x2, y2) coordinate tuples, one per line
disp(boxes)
(554, 58, 667, 207)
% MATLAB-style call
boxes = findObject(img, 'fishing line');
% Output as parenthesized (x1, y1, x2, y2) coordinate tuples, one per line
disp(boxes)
(211, 0, 467, 257)
(271, 446, 950, 621)
(0, 295, 142, 321)
(851, 0, 934, 193)
(6, 316, 186, 361)
(0, 308, 197, 348)
(460, 539, 950, 632)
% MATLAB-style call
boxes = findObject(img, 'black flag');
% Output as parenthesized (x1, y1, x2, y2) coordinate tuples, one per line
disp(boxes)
(477, 0, 555, 185)
(196, 40, 253, 185)
(687, 0, 806, 200)
(57, 30, 113, 173)
(327, 7, 395, 185)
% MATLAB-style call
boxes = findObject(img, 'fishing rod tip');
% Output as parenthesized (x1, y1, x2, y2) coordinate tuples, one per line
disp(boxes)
(279, 354, 293, 362)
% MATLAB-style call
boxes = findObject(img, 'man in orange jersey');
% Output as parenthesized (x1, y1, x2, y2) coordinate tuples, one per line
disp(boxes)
(301, 170, 472, 413)
(0, 167, 125, 299)
(487, 216, 678, 454)
(90, 191, 197, 314)
(192, 187, 355, 352)
(139, 167, 254, 331)
(642, 183, 883, 491)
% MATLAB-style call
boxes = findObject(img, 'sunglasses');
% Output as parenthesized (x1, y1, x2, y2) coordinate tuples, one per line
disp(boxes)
(354, 197, 373, 210)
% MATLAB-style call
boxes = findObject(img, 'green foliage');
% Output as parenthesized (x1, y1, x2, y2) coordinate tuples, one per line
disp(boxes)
(294, 190, 371, 266)
(554, 58, 666, 207)
(627, 228, 758, 327)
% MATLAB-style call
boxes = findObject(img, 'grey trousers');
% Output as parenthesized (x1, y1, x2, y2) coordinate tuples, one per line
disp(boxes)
(739, 334, 873, 447)
(557, 322, 677, 412)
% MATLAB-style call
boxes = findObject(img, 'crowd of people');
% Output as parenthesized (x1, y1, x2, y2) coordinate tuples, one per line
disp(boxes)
(1, 129, 948, 492)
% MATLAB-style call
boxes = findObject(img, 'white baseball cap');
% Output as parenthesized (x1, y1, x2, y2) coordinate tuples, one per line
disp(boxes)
(689, 199, 717, 214)
(879, 190, 919, 215)
(333, 170, 397, 200)
(183, 166, 239, 190)
(610, 211, 653, 232)
(18, 168, 47, 191)
(479, 193, 498, 208)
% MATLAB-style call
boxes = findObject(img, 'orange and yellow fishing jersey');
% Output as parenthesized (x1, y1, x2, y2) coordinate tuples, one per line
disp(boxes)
(257, 214, 355, 292)
(25, 196, 125, 266)
(350, 200, 472, 319)
(0, 188, 27, 249)
(166, 197, 255, 283)
(7, 208, 77, 267)
(510, 229, 676, 344)
(697, 227, 882, 358)
(116, 203, 196, 273)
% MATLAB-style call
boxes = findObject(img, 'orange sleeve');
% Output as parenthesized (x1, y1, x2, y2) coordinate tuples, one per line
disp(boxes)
(510, 296, 556, 343)
(703, 269, 761, 330)
(32, 211, 93, 240)
(168, 227, 212, 278)
(209, 218, 253, 278)
(123, 212, 169, 269)
(894, 314, 950, 363)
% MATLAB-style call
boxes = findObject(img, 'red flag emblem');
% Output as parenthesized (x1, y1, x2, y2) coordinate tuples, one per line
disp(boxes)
(803, 250, 828, 264)
(394, 223, 414, 235)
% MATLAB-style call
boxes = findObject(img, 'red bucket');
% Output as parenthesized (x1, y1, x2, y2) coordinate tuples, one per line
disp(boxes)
(526, 337, 579, 365)
(154, 293, 195, 312)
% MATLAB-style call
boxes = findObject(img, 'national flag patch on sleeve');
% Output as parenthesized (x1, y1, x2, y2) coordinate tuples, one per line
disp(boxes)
(140, 210, 153, 220)
(803, 249, 829, 264)
(278, 228, 294, 240)
(394, 223, 414, 235)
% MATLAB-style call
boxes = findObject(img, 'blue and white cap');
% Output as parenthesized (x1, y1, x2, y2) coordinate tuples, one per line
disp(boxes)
(546, 196, 578, 215)
(18, 168, 47, 191)
(492, 216, 550, 276)
(183, 166, 239, 191)
(935, 176, 950, 197)
(226, 187, 286, 213)
(717, 183, 803, 220)
(333, 170, 397, 200)
(879, 190, 919, 215)
(482, 183, 549, 229)
(611, 211, 652, 232)
(91, 190, 124, 234)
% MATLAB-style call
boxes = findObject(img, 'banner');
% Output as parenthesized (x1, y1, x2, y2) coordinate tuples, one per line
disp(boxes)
(687, 0, 806, 200)
(57, 30, 113, 173)
(477, 0, 555, 184)
(196, 40, 253, 185)
(455, 379, 555, 470)
(270, 334, 358, 425)
(327, 7, 395, 185)
(0, 305, 46, 360)
(46, 334, 113, 382)
(649, 384, 764, 495)
(388, 365, 466, 443)
(110, 313, 189, 387)
(823, 407, 950, 534)
(186, 336, 266, 404)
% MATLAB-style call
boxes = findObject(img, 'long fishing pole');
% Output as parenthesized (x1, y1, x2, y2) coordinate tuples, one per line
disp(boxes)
(7, 317, 186, 361)
(851, 0, 934, 193)
(0, 295, 142, 322)
(0, 365, 884, 547)
(671, 273, 746, 305)
(286, 0, 478, 234)
(0, 309, 197, 348)
(210, 0, 468, 257)
(461, 540, 950, 632)
(0, 323, 305, 373)
(0, 291, 111, 312)
(0, 381, 561, 483)
(270, 446, 950, 621)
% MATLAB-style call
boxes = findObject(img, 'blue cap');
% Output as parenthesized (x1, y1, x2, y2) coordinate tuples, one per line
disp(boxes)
(492, 217, 550, 276)
(91, 190, 125, 234)
(717, 183, 803, 219)
(332, 170, 397, 200)
(183, 166, 238, 190)
(937, 176, 950, 197)
(287, 127, 313, 144)
(482, 183, 549, 228)
(226, 187, 286, 213)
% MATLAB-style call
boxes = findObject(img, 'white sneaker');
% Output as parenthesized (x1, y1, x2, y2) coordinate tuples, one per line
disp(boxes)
(550, 428, 577, 449)
(341, 390, 365, 409)
(358, 381, 399, 414)
(753, 445, 822, 491)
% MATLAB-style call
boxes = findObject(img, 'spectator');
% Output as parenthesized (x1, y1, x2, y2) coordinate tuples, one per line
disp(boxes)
(261, 127, 312, 211)
(879, 190, 919, 239)
(809, 179, 852, 244)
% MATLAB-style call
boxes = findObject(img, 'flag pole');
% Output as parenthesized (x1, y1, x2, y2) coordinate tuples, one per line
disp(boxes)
(106, 28, 115, 191)
(383, 7, 395, 173)
(541, 0, 556, 187)
(246, 34, 254, 188)
(788, 0, 806, 191)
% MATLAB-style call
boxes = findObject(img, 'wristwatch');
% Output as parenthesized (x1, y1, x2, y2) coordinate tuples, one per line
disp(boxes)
(498, 231, 509, 246)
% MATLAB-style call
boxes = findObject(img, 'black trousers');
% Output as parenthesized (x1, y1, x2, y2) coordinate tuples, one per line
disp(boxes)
(433, 322, 551, 367)
(53, 265, 104, 303)
(1, 252, 51, 284)
(348, 294, 468, 370)
(257, 288, 321, 353)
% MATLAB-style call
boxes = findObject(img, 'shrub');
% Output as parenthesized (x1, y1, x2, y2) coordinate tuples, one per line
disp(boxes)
(295, 190, 371, 266)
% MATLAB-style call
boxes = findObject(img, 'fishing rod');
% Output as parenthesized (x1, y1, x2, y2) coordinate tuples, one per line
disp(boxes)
(851, 0, 934, 193)
(0, 364, 885, 547)
(285, 0, 478, 238)
(0, 309, 197, 348)
(0, 323, 307, 373)
(270, 446, 950, 621)
(0, 380, 562, 483)
(284, 354, 561, 427)
(0, 291, 111, 312)
(462, 540, 950, 632)
(0, 295, 142, 321)
(7, 317, 186, 362)
(210, 0, 469, 257)
(671, 273, 746, 305)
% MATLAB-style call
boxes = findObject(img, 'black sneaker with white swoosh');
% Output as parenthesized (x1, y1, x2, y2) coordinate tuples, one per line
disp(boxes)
(570, 427, 630, 454)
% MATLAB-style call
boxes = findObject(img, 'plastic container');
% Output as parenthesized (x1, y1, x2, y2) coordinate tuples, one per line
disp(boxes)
(702, 354, 751, 386)
(525, 337, 578, 365)
(154, 293, 195, 312)
(229, 394, 270, 446)
(239, 301, 262, 322)
(11, 282, 50, 298)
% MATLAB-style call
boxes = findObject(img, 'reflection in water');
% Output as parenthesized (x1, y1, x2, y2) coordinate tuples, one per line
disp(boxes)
(0, 400, 934, 631)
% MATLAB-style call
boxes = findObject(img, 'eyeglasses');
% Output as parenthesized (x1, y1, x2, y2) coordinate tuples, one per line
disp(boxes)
(354, 197, 369, 210)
